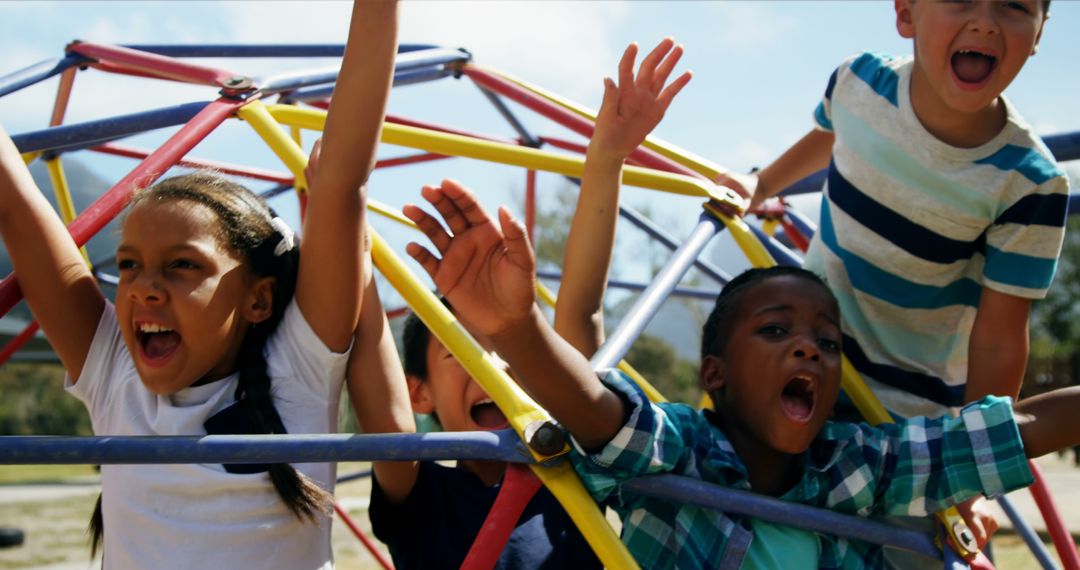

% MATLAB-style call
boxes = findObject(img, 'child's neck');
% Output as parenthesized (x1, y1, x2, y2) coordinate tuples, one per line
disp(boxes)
(909, 69, 1008, 149)
(738, 443, 803, 497)
(461, 459, 507, 487)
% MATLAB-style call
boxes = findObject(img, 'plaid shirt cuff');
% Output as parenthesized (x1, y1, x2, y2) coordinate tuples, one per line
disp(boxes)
(959, 396, 1034, 498)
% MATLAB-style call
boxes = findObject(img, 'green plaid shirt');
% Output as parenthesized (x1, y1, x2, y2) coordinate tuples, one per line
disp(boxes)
(568, 370, 1033, 569)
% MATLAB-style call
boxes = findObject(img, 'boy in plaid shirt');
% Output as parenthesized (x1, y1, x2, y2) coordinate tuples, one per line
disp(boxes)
(403, 182, 1080, 569)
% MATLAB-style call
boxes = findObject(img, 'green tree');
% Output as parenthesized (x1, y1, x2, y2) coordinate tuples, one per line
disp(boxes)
(1031, 167, 1080, 358)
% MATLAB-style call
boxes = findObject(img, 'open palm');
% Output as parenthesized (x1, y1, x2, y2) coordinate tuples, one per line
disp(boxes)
(404, 180, 536, 337)
(594, 38, 692, 160)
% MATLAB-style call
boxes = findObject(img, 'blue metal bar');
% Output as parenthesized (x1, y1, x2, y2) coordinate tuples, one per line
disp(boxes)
(562, 177, 732, 285)
(475, 86, 541, 147)
(747, 223, 803, 267)
(536, 269, 720, 301)
(785, 205, 818, 241)
(996, 495, 1059, 570)
(1045, 132, 1080, 163)
(781, 170, 827, 197)
(0, 430, 531, 465)
(0, 55, 88, 98)
(11, 101, 209, 154)
(258, 48, 469, 95)
(591, 214, 723, 370)
(281, 66, 455, 104)
(117, 44, 439, 58)
(622, 475, 941, 559)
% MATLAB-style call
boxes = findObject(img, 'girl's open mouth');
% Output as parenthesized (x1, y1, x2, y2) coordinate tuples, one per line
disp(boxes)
(137, 323, 180, 366)
(780, 375, 815, 423)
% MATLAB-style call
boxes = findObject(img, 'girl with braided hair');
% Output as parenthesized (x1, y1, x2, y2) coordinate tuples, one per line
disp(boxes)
(0, 1, 397, 567)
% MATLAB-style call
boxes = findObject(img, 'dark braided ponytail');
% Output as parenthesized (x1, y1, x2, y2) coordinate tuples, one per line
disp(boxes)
(89, 172, 332, 556)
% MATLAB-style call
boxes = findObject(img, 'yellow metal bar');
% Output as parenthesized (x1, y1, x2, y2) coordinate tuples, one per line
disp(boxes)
(370, 230, 557, 458)
(762, 219, 779, 237)
(370, 229, 635, 568)
(529, 460, 640, 570)
(236, 100, 309, 195)
(44, 157, 91, 265)
(22, 151, 40, 166)
(368, 198, 416, 229)
(482, 65, 729, 180)
(703, 202, 775, 268)
(536, 283, 667, 404)
(290, 125, 303, 147)
(265, 104, 743, 209)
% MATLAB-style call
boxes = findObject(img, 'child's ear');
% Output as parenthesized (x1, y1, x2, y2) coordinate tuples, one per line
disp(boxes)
(895, 0, 915, 39)
(407, 375, 435, 414)
(699, 355, 726, 393)
(243, 276, 276, 324)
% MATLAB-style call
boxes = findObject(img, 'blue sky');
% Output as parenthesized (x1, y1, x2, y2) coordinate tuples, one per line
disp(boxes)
(2, 1, 1079, 306)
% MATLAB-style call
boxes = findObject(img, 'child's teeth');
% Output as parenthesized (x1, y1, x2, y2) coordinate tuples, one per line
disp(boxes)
(139, 323, 173, 333)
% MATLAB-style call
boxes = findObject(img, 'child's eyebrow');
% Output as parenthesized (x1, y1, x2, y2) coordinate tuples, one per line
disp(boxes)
(752, 304, 840, 327)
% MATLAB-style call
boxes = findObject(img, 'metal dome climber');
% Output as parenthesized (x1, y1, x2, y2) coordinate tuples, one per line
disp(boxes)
(2, 41, 1080, 569)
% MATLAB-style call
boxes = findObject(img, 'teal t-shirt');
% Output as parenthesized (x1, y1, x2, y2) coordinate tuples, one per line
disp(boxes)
(743, 518, 820, 570)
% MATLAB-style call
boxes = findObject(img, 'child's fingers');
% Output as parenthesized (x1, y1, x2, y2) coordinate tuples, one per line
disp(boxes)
(598, 77, 618, 117)
(636, 37, 674, 89)
(657, 70, 692, 110)
(497, 206, 534, 269)
(420, 184, 468, 237)
(402, 203, 452, 255)
(439, 179, 494, 229)
(405, 242, 440, 279)
(618, 43, 638, 90)
(652, 44, 684, 92)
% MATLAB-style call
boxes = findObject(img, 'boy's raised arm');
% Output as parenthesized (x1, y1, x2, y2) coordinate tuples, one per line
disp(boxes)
(405, 181, 626, 450)
(555, 39, 690, 357)
(297, 0, 397, 353)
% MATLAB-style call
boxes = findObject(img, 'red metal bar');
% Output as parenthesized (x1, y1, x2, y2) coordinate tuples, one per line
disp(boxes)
(67, 41, 241, 89)
(779, 218, 810, 252)
(538, 135, 650, 169)
(462, 66, 709, 182)
(333, 501, 395, 570)
(0, 321, 41, 367)
(0, 97, 245, 318)
(385, 306, 409, 320)
(87, 61, 209, 85)
(525, 169, 536, 244)
(460, 464, 543, 570)
(50, 68, 77, 127)
(91, 143, 295, 185)
(1029, 461, 1080, 570)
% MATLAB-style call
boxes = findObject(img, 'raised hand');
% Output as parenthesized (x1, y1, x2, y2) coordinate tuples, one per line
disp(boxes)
(404, 180, 536, 337)
(591, 38, 692, 161)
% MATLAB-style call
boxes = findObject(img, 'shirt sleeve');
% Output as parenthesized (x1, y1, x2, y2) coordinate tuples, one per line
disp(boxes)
(268, 298, 352, 401)
(567, 369, 702, 505)
(819, 396, 1033, 517)
(813, 65, 840, 133)
(64, 301, 124, 423)
(983, 171, 1070, 299)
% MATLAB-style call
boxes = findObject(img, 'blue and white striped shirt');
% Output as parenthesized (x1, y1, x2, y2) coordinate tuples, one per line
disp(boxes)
(804, 52, 1070, 419)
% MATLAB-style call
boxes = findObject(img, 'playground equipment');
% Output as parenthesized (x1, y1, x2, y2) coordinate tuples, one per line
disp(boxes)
(1, 41, 1079, 569)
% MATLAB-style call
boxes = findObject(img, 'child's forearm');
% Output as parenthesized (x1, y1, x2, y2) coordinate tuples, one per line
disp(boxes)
(965, 289, 1031, 403)
(297, 0, 398, 352)
(554, 143, 623, 357)
(493, 305, 627, 451)
(347, 273, 419, 503)
(1015, 387, 1080, 458)
(755, 129, 834, 201)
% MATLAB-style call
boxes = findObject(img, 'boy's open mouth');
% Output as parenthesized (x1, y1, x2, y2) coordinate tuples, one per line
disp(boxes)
(137, 322, 181, 364)
(780, 375, 815, 423)
(470, 398, 508, 429)
(951, 49, 996, 85)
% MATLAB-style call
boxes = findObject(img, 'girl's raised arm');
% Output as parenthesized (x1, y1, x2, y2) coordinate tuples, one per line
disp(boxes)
(0, 126, 105, 380)
(297, 0, 398, 352)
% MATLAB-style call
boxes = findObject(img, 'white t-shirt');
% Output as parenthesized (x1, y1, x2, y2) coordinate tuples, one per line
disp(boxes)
(66, 299, 349, 569)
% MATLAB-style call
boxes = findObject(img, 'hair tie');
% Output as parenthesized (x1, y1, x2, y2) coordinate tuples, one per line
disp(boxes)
(269, 217, 296, 257)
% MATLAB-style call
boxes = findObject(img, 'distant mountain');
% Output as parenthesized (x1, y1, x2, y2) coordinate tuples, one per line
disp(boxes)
(0, 157, 116, 360)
